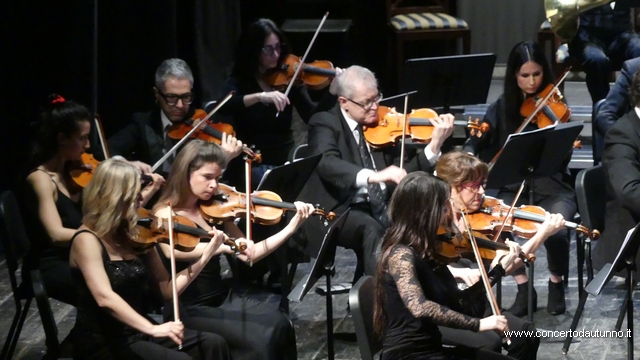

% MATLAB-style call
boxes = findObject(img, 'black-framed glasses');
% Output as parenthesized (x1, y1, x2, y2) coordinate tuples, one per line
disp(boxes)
(158, 90, 194, 106)
(345, 93, 383, 111)
(261, 42, 282, 56)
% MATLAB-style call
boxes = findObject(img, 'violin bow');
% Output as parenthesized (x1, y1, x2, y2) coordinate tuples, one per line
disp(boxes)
(276, 11, 329, 118)
(151, 91, 234, 172)
(459, 208, 511, 346)
(244, 157, 253, 256)
(487, 67, 571, 171)
(94, 115, 110, 160)
(399, 93, 409, 170)
(491, 180, 527, 242)
(166, 202, 182, 350)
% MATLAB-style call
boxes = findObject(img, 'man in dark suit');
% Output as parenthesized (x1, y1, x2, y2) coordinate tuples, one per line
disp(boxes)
(593, 64, 640, 273)
(295, 65, 454, 276)
(108, 58, 241, 175)
(595, 57, 640, 138)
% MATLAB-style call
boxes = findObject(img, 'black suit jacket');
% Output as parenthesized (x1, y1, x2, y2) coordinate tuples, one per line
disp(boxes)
(294, 105, 434, 253)
(595, 57, 640, 137)
(107, 109, 166, 170)
(593, 109, 640, 272)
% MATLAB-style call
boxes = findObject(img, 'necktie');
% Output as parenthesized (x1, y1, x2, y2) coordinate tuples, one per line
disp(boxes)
(357, 126, 389, 227)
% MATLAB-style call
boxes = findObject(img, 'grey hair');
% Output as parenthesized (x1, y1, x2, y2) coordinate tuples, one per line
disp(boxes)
(329, 65, 378, 98)
(154, 58, 194, 90)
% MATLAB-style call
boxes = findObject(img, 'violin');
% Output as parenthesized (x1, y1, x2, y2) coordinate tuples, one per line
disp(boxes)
(68, 152, 101, 188)
(434, 227, 535, 265)
(363, 106, 489, 149)
(520, 83, 571, 129)
(199, 183, 336, 226)
(465, 195, 600, 240)
(134, 208, 247, 252)
(167, 109, 262, 163)
(264, 54, 336, 91)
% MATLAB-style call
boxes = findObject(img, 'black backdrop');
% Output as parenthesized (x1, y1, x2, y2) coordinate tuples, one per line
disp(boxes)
(0, 0, 395, 192)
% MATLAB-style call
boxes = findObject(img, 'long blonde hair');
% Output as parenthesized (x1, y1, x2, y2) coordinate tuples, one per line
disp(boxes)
(154, 139, 228, 211)
(82, 158, 140, 240)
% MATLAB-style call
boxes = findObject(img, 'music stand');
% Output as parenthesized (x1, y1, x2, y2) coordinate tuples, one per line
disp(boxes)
(486, 121, 583, 321)
(388, 53, 496, 113)
(563, 223, 640, 359)
(254, 154, 322, 313)
(288, 209, 351, 360)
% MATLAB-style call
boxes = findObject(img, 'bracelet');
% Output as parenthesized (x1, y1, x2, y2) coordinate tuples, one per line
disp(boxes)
(259, 91, 266, 104)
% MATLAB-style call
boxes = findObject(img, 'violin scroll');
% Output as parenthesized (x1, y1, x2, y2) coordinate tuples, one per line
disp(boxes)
(468, 117, 490, 138)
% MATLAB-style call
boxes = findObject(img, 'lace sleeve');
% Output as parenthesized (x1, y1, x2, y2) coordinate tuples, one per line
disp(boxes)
(388, 245, 480, 332)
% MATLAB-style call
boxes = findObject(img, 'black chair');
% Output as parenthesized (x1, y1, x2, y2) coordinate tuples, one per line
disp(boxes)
(591, 99, 607, 166)
(574, 164, 605, 296)
(0, 191, 64, 359)
(349, 275, 381, 360)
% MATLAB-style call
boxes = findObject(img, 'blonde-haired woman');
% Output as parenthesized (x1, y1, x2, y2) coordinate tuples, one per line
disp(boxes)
(152, 139, 314, 360)
(69, 158, 229, 359)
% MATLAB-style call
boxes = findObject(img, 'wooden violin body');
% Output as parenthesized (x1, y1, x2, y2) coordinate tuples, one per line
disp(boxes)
(264, 54, 336, 90)
(434, 228, 535, 264)
(68, 152, 100, 189)
(167, 109, 262, 163)
(520, 84, 571, 128)
(363, 106, 489, 148)
(199, 184, 336, 225)
(135, 208, 247, 252)
(466, 196, 599, 240)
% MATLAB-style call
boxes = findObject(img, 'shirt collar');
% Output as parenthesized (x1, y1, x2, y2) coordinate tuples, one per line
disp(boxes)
(160, 110, 172, 131)
(340, 107, 360, 133)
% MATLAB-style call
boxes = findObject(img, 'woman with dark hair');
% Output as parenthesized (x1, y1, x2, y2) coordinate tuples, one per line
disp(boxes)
(22, 94, 162, 306)
(462, 40, 577, 316)
(218, 18, 338, 190)
(374, 172, 520, 360)
(152, 139, 315, 360)
(69, 158, 229, 359)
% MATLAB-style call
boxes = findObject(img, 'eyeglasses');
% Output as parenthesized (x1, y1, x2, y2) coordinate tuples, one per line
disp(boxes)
(261, 42, 282, 56)
(345, 93, 383, 111)
(158, 90, 194, 106)
(461, 180, 487, 192)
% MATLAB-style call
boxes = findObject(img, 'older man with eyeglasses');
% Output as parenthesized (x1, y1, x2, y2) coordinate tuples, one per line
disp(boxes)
(295, 65, 455, 280)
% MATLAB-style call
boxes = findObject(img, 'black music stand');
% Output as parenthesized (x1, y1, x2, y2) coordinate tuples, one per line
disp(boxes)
(389, 53, 496, 113)
(487, 122, 584, 321)
(562, 223, 640, 359)
(254, 154, 322, 313)
(288, 209, 351, 360)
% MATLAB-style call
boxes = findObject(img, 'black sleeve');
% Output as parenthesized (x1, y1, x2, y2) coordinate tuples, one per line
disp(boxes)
(107, 121, 142, 159)
(388, 245, 481, 332)
(462, 99, 501, 155)
(595, 60, 636, 136)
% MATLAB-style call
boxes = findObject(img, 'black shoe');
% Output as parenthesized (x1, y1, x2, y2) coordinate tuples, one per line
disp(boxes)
(547, 279, 566, 315)
(508, 282, 538, 317)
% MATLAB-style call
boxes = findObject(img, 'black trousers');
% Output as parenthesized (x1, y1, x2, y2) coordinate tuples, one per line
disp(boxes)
(334, 207, 385, 276)
(74, 329, 229, 360)
(167, 293, 297, 360)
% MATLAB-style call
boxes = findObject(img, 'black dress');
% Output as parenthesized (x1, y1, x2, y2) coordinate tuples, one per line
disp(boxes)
(381, 245, 520, 360)
(70, 230, 229, 360)
(159, 241, 298, 360)
(21, 169, 83, 305)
